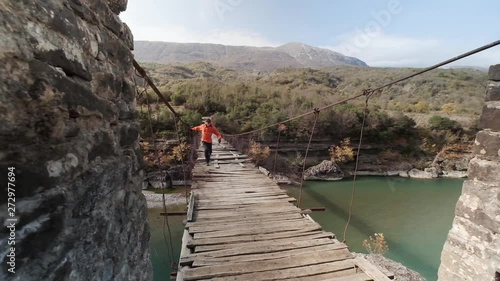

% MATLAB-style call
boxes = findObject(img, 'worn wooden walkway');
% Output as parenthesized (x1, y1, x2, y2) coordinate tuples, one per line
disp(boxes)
(176, 138, 393, 281)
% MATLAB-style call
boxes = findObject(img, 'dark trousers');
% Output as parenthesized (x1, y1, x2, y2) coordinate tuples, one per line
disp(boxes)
(202, 141, 212, 163)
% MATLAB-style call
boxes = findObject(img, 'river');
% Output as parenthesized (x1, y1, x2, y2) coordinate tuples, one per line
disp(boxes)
(147, 177, 464, 281)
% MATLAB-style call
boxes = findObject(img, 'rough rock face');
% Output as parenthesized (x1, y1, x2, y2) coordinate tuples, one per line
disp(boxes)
(0, 1, 152, 281)
(438, 65, 500, 281)
(303, 160, 344, 180)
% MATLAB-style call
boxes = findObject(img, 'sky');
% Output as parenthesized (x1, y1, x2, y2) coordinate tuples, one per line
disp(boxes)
(120, 0, 500, 67)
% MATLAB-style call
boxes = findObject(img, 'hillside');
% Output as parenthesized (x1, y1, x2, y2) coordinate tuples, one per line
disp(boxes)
(141, 62, 487, 126)
(133, 41, 367, 71)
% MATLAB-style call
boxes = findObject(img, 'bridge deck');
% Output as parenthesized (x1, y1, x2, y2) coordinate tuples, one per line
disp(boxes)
(176, 140, 392, 281)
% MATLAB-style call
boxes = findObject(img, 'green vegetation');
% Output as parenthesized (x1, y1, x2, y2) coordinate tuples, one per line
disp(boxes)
(135, 62, 485, 170)
(429, 115, 461, 131)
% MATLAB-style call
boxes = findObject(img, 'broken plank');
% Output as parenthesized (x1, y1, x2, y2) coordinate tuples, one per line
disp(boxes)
(194, 232, 335, 253)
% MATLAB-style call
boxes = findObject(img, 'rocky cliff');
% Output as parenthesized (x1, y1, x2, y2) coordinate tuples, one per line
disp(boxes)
(438, 64, 500, 280)
(0, 0, 152, 280)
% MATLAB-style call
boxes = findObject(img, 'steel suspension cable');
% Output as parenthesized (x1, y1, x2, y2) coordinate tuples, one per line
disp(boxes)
(173, 115, 190, 205)
(272, 124, 285, 176)
(342, 97, 370, 243)
(297, 109, 320, 208)
(133, 59, 191, 129)
(368, 39, 500, 95)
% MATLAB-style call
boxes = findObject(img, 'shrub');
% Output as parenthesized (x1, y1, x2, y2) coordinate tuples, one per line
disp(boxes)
(329, 138, 354, 164)
(248, 141, 271, 166)
(363, 233, 389, 255)
(429, 115, 460, 131)
(440, 103, 459, 115)
(170, 93, 186, 105)
(172, 143, 190, 162)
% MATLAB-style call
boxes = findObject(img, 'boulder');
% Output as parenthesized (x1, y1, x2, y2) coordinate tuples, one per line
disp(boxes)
(398, 170, 409, 178)
(441, 171, 468, 178)
(408, 168, 437, 179)
(303, 160, 344, 180)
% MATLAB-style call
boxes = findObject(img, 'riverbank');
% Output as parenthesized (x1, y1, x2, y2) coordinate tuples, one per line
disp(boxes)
(143, 190, 187, 208)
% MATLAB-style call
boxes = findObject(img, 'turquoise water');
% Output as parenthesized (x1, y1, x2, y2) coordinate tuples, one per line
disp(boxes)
(148, 208, 185, 281)
(148, 177, 463, 281)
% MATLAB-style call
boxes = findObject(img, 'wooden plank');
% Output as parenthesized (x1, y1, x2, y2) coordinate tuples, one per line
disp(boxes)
(194, 204, 297, 212)
(193, 211, 302, 221)
(192, 221, 321, 239)
(187, 218, 308, 233)
(318, 272, 373, 281)
(238, 162, 246, 168)
(196, 195, 293, 203)
(195, 190, 289, 197)
(181, 238, 342, 264)
(195, 197, 292, 204)
(353, 257, 392, 281)
(191, 245, 351, 267)
(194, 208, 301, 219)
(195, 203, 294, 211)
(182, 250, 353, 280)
(197, 155, 248, 160)
(194, 232, 335, 253)
(202, 260, 357, 281)
(187, 228, 328, 248)
(185, 212, 304, 227)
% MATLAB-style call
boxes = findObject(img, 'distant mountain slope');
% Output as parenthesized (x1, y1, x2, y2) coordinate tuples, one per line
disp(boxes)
(133, 41, 367, 71)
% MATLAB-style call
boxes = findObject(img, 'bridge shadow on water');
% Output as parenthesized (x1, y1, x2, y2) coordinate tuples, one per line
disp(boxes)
(301, 186, 437, 277)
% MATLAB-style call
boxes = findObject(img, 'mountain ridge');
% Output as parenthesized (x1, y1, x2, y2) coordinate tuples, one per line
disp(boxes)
(133, 41, 368, 71)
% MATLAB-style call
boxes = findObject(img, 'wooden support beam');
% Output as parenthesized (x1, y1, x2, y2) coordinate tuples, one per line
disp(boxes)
(160, 212, 188, 216)
(302, 207, 326, 212)
(354, 256, 393, 281)
(187, 193, 195, 222)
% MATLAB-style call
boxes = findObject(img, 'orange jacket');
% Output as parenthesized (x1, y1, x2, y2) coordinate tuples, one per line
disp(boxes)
(192, 124, 222, 143)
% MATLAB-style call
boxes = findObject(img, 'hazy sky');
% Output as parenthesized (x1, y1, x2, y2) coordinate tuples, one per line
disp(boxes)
(120, 0, 500, 67)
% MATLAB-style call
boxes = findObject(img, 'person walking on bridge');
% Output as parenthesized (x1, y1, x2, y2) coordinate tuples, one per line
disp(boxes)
(192, 118, 222, 166)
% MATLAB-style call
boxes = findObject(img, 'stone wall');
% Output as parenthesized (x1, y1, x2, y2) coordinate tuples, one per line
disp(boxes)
(438, 65, 500, 280)
(0, 0, 152, 280)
